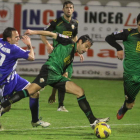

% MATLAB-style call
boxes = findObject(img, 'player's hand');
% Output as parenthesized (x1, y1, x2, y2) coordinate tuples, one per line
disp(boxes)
(24, 29, 35, 35)
(117, 50, 124, 60)
(21, 35, 32, 46)
(46, 44, 54, 54)
(78, 53, 84, 62)
(48, 94, 56, 104)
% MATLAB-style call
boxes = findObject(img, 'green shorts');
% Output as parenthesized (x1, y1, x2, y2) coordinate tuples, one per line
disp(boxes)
(65, 63, 73, 79)
(123, 73, 140, 103)
(32, 65, 70, 88)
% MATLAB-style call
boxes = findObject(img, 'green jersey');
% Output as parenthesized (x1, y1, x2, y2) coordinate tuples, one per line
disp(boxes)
(44, 34, 76, 75)
(44, 16, 78, 47)
(108, 28, 140, 76)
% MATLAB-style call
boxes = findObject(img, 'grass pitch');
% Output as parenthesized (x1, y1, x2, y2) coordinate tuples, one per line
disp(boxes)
(0, 76, 140, 140)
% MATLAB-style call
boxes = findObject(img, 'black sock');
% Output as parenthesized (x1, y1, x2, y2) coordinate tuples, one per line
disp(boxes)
(58, 89, 65, 107)
(77, 95, 96, 124)
(122, 101, 128, 114)
(1, 89, 29, 108)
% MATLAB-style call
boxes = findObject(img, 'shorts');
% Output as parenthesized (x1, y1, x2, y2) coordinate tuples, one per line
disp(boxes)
(65, 63, 73, 79)
(123, 73, 140, 103)
(32, 65, 70, 90)
(0, 73, 29, 103)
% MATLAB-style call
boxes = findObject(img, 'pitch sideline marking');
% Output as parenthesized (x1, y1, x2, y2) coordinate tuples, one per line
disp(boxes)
(0, 123, 140, 131)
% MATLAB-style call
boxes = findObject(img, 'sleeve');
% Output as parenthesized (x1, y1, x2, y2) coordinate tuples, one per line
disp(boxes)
(56, 34, 74, 45)
(73, 20, 78, 37)
(11, 45, 29, 59)
(105, 29, 129, 51)
(43, 20, 56, 31)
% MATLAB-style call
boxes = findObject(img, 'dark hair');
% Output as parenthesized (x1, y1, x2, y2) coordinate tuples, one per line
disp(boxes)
(137, 13, 140, 24)
(63, 1, 74, 8)
(3, 27, 17, 41)
(76, 34, 94, 46)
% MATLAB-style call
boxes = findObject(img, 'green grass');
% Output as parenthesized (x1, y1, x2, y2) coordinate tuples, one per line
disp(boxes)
(0, 76, 140, 140)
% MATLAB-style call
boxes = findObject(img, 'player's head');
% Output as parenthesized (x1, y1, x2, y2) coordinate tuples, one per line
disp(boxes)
(3, 27, 20, 45)
(63, 1, 74, 18)
(76, 35, 93, 54)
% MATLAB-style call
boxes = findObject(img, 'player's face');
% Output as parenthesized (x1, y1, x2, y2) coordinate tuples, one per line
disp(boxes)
(77, 40, 92, 54)
(63, 4, 74, 18)
(9, 31, 20, 45)
(137, 21, 140, 33)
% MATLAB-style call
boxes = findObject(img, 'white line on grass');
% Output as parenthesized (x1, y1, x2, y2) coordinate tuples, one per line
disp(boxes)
(0, 123, 140, 131)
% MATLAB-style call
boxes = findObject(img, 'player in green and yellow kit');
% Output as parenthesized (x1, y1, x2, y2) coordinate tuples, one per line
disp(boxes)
(0, 29, 109, 129)
(41, 1, 82, 112)
(105, 13, 140, 120)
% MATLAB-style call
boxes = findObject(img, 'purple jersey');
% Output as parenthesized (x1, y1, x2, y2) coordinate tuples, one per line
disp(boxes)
(0, 38, 29, 85)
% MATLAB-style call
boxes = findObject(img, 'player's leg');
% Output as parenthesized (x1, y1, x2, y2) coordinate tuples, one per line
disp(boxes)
(57, 72, 68, 112)
(54, 80, 109, 129)
(117, 74, 140, 120)
(0, 65, 50, 117)
(24, 84, 50, 128)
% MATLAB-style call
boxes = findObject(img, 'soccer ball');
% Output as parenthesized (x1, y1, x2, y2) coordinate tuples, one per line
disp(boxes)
(94, 122, 111, 139)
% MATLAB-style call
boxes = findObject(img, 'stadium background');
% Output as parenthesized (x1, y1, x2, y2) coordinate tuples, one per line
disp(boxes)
(0, 0, 140, 79)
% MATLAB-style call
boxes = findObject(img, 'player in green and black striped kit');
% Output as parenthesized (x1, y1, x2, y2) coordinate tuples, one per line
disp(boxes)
(41, 1, 81, 112)
(105, 13, 140, 120)
(0, 29, 109, 129)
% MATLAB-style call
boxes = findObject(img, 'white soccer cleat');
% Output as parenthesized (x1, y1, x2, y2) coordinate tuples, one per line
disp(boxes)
(57, 106, 68, 112)
(31, 120, 50, 128)
(97, 117, 110, 123)
(90, 117, 110, 129)
(90, 120, 99, 129)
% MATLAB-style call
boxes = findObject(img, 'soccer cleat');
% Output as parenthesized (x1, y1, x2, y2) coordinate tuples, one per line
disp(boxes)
(117, 107, 125, 120)
(31, 120, 50, 128)
(90, 117, 110, 129)
(90, 120, 99, 129)
(97, 117, 110, 123)
(57, 106, 68, 112)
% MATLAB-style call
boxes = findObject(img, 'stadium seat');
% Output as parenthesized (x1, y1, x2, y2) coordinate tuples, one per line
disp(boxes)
(47, 0, 62, 4)
(126, 2, 140, 7)
(106, 1, 121, 6)
(86, 1, 101, 6)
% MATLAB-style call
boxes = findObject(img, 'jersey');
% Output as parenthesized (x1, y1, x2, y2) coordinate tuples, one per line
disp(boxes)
(44, 16, 78, 47)
(0, 38, 29, 85)
(111, 28, 140, 76)
(44, 34, 76, 76)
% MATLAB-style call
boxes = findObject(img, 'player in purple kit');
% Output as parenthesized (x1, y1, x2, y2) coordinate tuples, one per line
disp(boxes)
(0, 27, 50, 128)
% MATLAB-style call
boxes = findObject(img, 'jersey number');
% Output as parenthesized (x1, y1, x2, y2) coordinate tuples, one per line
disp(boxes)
(0, 52, 6, 66)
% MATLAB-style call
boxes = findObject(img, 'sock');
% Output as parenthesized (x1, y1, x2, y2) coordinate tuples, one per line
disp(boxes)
(121, 101, 128, 114)
(77, 95, 96, 124)
(30, 97, 39, 123)
(58, 89, 65, 107)
(1, 89, 29, 108)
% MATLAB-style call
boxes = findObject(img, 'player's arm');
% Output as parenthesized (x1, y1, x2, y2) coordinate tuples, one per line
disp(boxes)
(40, 35, 53, 54)
(25, 29, 57, 39)
(105, 29, 129, 60)
(21, 35, 35, 61)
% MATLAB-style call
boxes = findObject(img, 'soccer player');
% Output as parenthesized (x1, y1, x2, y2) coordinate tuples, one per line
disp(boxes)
(0, 27, 50, 128)
(0, 29, 109, 129)
(41, 1, 83, 112)
(105, 13, 140, 120)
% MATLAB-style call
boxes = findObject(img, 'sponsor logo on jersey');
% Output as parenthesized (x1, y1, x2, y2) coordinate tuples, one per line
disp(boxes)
(113, 30, 123, 35)
(71, 24, 75, 29)
(40, 78, 44, 83)
(59, 34, 69, 38)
